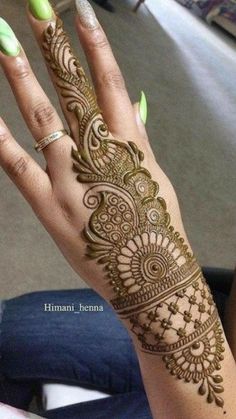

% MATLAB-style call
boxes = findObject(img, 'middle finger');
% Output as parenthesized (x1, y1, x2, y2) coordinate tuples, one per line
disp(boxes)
(27, 0, 140, 146)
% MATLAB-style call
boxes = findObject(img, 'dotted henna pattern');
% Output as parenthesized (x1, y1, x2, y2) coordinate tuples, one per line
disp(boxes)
(42, 18, 225, 408)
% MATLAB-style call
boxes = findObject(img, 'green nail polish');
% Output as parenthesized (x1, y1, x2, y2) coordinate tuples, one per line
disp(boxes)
(0, 18, 20, 57)
(28, 0, 53, 21)
(139, 91, 148, 125)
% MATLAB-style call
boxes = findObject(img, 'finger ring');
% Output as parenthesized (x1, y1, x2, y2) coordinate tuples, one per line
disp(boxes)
(35, 129, 68, 152)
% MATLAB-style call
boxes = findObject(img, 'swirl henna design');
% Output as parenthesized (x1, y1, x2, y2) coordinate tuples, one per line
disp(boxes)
(42, 18, 225, 407)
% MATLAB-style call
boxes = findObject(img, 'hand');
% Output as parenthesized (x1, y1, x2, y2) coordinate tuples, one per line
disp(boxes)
(0, 1, 184, 299)
(1, 2, 234, 417)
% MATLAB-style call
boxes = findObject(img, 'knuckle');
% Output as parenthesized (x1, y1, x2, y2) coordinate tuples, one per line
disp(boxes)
(100, 70, 125, 90)
(8, 156, 28, 178)
(12, 61, 31, 81)
(30, 103, 56, 129)
(0, 132, 10, 147)
(88, 31, 109, 51)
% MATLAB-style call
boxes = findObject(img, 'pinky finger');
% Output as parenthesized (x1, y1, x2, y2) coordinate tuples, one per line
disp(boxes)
(0, 118, 52, 215)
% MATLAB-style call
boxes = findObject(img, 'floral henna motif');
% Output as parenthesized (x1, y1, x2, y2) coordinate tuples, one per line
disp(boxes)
(42, 18, 225, 407)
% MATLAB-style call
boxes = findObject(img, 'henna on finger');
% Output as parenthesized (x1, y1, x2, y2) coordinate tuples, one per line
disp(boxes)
(42, 19, 113, 146)
(42, 17, 225, 409)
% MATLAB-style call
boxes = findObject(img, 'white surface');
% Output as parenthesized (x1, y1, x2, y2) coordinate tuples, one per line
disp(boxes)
(42, 383, 110, 410)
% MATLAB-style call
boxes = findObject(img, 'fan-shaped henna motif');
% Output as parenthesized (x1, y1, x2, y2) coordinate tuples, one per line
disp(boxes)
(42, 18, 225, 407)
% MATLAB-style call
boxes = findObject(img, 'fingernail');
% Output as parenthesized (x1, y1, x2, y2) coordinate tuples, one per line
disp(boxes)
(28, 0, 53, 21)
(139, 91, 147, 125)
(0, 18, 20, 57)
(75, 0, 99, 30)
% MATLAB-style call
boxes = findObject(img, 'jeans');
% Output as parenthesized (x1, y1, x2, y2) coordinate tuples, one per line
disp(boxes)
(0, 268, 233, 419)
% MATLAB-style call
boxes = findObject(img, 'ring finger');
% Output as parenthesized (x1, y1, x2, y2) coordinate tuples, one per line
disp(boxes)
(0, 19, 74, 173)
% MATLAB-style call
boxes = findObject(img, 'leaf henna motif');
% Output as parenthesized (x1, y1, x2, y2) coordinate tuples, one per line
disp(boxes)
(42, 18, 225, 408)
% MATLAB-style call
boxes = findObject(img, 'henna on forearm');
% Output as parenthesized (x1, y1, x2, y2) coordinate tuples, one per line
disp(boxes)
(42, 18, 225, 408)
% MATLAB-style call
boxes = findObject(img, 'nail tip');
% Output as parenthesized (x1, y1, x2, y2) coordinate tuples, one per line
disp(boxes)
(28, 0, 53, 21)
(0, 18, 20, 57)
(75, 0, 99, 30)
(139, 91, 148, 125)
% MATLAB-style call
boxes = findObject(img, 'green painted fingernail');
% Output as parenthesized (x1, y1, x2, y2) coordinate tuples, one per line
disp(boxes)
(28, 0, 53, 21)
(139, 91, 148, 125)
(0, 18, 20, 57)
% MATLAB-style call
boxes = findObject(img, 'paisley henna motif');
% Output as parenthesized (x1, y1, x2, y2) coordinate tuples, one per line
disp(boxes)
(42, 18, 225, 407)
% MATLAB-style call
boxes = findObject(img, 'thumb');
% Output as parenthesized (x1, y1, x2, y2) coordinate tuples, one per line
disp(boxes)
(133, 91, 148, 140)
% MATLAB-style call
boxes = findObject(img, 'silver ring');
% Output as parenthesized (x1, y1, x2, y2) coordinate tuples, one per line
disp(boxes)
(35, 129, 68, 152)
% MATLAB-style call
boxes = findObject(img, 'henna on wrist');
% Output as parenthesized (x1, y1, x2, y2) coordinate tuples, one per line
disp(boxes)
(42, 18, 225, 408)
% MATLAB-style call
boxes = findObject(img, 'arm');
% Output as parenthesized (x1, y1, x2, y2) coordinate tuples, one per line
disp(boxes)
(0, 1, 235, 418)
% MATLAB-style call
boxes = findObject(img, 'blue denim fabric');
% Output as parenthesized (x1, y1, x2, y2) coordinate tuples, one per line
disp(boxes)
(0, 289, 151, 418)
(0, 268, 233, 419)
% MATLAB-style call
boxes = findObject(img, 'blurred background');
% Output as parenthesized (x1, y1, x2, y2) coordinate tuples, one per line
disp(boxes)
(0, 0, 236, 298)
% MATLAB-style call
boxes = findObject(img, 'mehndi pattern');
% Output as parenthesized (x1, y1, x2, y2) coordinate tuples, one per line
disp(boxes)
(42, 18, 225, 407)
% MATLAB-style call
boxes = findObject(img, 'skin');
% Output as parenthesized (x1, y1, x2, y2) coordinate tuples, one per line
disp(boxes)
(0, 402, 41, 418)
(0, 6, 235, 419)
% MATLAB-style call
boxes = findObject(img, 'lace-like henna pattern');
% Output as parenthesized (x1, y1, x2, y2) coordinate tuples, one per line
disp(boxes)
(42, 19, 225, 407)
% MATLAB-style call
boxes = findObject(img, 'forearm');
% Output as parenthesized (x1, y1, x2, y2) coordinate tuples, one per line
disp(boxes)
(136, 341, 236, 419)
(125, 259, 236, 419)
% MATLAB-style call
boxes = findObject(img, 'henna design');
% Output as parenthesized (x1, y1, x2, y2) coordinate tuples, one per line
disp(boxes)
(42, 19, 225, 407)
